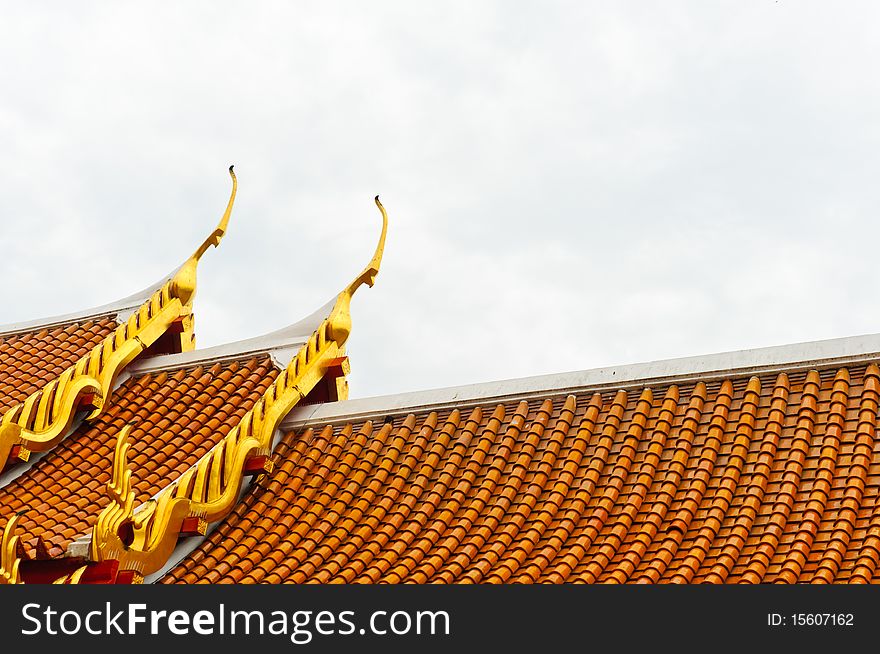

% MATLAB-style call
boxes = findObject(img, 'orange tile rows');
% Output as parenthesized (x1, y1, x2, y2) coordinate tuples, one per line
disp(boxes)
(166, 363, 880, 583)
(0, 318, 117, 413)
(0, 356, 278, 556)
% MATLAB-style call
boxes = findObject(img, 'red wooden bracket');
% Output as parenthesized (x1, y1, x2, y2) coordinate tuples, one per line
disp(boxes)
(180, 516, 208, 537)
(79, 392, 99, 411)
(10, 444, 30, 464)
(115, 570, 144, 585)
(168, 319, 186, 334)
(20, 559, 119, 585)
(80, 560, 121, 584)
(244, 454, 274, 476)
(324, 356, 350, 380)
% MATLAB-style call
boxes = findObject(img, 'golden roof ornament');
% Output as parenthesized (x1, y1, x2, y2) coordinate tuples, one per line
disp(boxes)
(0, 167, 238, 474)
(89, 195, 388, 577)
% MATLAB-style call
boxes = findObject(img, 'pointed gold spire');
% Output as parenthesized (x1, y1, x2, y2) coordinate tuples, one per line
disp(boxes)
(171, 166, 238, 305)
(328, 196, 388, 344)
(190, 165, 238, 263)
(343, 195, 388, 296)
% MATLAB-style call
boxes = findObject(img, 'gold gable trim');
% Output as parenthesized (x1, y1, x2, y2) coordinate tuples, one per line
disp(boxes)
(90, 197, 388, 576)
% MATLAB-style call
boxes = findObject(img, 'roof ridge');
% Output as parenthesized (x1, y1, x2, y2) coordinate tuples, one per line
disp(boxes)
(282, 331, 880, 427)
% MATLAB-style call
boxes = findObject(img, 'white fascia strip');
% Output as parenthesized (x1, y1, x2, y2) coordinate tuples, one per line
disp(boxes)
(0, 272, 176, 338)
(283, 332, 880, 429)
(0, 449, 51, 491)
(126, 298, 335, 375)
(127, 340, 306, 376)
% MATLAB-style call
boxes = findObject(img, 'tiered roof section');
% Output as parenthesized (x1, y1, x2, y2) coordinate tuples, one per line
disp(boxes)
(163, 335, 880, 583)
(1, 186, 388, 585)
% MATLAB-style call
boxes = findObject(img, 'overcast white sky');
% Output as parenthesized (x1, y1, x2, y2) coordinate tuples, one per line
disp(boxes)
(1, 2, 879, 398)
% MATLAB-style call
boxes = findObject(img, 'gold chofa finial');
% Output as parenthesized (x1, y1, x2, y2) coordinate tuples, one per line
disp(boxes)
(171, 166, 237, 305)
(343, 195, 388, 296)
(328, 196, 388, 345)
(191, 165, 237, 262)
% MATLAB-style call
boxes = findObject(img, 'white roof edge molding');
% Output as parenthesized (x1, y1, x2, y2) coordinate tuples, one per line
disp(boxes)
(283, 332, 880, 428)
(0, 268, 180, 338)
(126, 297, 337, 375)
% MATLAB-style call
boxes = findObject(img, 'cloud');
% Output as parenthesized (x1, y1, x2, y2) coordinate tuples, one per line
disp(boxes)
(2, 1, 879, 397)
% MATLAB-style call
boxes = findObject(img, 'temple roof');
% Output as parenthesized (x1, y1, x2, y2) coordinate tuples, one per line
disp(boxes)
(0, 286, 360, 581)
(6, 178, 880, 585)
